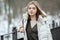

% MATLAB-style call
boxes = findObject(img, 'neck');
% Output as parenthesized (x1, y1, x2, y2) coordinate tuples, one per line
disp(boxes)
(30, 15, 36, 21)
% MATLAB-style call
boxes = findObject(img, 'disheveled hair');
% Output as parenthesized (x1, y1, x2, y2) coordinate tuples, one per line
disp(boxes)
(23, 1, 47, 20)
(25, 1, 47, 21)
(26, 1, 47, 29)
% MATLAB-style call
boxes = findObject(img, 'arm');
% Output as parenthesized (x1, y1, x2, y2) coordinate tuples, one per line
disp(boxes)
(16, 19, 25, 33)
(38, 15, 53, 40)
(44, 17, 53, 40)
(47, 25, 53, 40)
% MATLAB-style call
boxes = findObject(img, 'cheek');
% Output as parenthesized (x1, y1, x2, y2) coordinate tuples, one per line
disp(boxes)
(27, 9, 30, 13)
(33, 9, 37, 14)
(27, 10, 30, 15)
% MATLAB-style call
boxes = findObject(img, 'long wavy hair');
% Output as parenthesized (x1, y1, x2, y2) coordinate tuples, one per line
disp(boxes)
(26, 1, 47, 28)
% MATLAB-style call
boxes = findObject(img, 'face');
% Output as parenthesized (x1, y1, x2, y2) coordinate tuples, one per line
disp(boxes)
(27, 4, 37, 16)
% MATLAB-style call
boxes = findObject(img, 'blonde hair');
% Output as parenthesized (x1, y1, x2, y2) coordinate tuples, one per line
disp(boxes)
(26, 1, 47, 17)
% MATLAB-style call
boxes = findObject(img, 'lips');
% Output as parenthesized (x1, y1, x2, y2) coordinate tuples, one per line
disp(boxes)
(30, 11, 33, 14)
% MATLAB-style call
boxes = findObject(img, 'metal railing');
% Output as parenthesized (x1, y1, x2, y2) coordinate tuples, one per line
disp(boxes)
(0, 20, 60, 40)
(0, 27, 20, 40)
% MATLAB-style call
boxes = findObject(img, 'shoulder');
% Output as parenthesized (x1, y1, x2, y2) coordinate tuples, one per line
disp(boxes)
(38, 15, 48, 21)
(23, 13, 28, 20)
(38, 15, 48, 25)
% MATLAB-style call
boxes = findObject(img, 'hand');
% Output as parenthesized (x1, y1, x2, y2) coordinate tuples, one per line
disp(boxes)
(20, 27, 25, 33)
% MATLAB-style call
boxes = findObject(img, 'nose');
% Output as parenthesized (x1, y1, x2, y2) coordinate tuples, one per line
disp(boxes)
(30, 8, 33, 11)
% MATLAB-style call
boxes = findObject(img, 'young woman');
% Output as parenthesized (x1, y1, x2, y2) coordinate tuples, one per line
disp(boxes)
(17, 1, 53, 40)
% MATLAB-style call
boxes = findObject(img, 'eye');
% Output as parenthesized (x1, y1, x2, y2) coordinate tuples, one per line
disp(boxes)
(32, 7, 36, 10)
(28, 7, 31, 10)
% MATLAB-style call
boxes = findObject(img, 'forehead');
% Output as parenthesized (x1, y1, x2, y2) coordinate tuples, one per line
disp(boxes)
(28, 4, 36, 8)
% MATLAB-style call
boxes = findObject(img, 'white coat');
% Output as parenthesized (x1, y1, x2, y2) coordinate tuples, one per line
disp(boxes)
(17, 13, 53, 40)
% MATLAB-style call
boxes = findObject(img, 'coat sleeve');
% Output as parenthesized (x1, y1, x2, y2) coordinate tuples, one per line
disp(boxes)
(45, 18, 53, 40)
(16, 19, 23, 31)
(46, 24, 53, 40)
(16, 13, 26, 31)
(38, 15, 53, 40)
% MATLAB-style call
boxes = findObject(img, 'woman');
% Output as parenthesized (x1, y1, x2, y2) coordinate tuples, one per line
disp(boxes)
(17, 1, 53, 40)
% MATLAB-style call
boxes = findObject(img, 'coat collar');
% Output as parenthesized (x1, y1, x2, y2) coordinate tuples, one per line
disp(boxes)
(23, 13, 47, 22)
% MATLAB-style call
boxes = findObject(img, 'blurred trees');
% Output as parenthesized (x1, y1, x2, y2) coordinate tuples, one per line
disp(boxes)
(0, 0, 60, 21)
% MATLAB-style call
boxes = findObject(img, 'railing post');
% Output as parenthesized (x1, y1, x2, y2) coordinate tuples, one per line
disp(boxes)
(1, 35, 4, 40)
(52, 20, 55, 28)
(12, 27, 17, 40)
